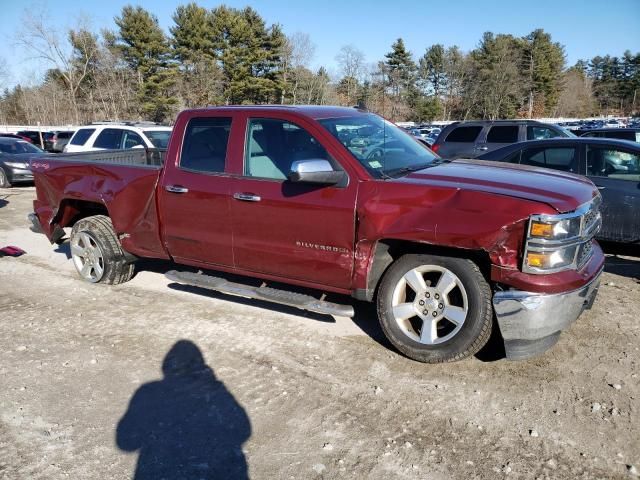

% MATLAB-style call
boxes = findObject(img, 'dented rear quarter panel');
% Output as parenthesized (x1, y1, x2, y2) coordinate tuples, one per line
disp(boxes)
(31, 159, 168, 259)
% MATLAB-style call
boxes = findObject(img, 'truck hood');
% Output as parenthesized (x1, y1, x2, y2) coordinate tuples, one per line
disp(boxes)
(397, 159, 597, 213)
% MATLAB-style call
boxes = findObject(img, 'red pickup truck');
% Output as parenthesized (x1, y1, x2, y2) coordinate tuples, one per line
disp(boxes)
(29, 106, 604, 363)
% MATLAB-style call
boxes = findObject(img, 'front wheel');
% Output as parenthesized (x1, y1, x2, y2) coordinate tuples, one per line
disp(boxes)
(377, 254, 492, 363)
(0, 167, 11, 188)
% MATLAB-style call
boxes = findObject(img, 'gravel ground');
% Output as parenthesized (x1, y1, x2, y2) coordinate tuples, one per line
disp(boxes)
(0, 186, 639, 480)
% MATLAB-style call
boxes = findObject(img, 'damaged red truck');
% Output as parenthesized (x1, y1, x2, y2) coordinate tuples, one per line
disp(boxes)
(29, 106, 604, 363)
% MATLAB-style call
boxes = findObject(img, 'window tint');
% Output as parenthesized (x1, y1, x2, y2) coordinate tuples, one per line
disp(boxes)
(487, 125, 519, 143)
(180, 117, 231, 173)
(70, 128, 96, 146)
(144, 130, 171, 148)
(444, 126, 482, 143)
(57, 131, 73, 139)
(93, 129, 123, 149)
(245, 118, 330, 180)
(527, 126, 563, 140)
(604, 131, 636, 141)
(122, 131, 144, 149)
(586, 146, 640, 181)
(580, 132, 598, 138)
(521, 147, 577, 172)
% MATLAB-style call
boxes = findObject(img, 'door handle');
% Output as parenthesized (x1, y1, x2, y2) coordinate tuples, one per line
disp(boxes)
(477, 146, 489, 151)
(597, 186, 606, 190)
(233, 192, 261, 202)
(165, 185, 189, 194)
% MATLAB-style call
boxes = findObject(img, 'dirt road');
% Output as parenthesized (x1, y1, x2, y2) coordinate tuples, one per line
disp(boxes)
(1, 186, 638, 479)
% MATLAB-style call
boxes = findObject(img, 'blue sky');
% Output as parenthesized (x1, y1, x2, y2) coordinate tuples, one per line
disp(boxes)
(1, 0, 639, 87)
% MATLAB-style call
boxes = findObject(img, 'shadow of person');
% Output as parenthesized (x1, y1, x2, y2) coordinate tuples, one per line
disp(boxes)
(116, 340, 251, 479)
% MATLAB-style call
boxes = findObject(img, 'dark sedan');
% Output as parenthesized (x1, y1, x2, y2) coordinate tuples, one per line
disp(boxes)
(478, 137, 640, 243)
(0, 138, 46, 187)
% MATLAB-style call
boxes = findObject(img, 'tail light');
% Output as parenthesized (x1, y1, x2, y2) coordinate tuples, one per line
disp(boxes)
(431, 143, 440, 154)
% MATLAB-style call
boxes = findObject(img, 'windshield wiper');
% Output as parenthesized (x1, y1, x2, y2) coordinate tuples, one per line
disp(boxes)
(385, 162, 438, 178)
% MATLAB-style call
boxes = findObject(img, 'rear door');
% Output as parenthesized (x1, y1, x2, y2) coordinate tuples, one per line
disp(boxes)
(476, 125, 519, 156)
(585, 143, 640, 242)
(158, 114, 236, 266)
(229, 113, 358, 289)
(437, 125, 483, 158)
(519, 145, 580, 174)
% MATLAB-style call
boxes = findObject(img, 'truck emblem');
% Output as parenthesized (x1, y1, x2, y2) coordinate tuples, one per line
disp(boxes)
(296, 241, 349, 254)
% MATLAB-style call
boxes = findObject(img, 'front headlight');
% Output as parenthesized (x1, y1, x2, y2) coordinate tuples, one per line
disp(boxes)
(525, 245, 578, 271)
(529, 217, 581, 240)
(3, 161, 29, 169)
(523, 198, 601, 274)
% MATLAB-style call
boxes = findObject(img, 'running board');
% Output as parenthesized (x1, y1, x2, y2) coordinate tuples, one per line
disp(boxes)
(165, 270, 355, 317)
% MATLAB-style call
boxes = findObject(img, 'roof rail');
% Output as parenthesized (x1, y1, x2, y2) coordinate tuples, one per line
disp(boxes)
(89, 120, 164, 127)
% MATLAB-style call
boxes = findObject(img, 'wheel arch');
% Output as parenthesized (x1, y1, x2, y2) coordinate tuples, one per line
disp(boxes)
(356, 239, 491, 302)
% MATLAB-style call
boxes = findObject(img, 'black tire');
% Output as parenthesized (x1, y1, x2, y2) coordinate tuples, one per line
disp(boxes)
(0, 167, 11, 188)
(70, 215, 135, 285)
(377, 254, 492, 363)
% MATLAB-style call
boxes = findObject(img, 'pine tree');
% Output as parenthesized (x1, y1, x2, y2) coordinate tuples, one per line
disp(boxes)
(115, 6, 178, 121)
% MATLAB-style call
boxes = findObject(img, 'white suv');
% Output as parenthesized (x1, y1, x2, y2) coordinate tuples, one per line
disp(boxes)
(64, 123, 172, 152)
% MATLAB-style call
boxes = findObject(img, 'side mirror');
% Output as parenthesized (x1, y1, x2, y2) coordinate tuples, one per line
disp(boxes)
(288, 159, 346, 185)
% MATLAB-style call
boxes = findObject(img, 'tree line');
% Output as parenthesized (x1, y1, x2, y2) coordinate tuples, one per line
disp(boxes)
(0, 3, 638, 126)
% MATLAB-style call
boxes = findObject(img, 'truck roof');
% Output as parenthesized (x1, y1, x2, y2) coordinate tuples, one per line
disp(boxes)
(183, 105, 368, 120)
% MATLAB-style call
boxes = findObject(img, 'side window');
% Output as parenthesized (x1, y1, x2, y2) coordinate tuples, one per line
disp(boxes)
(527, 126, 563, 140)
(521, 147, 577, 172)
(122, 131, 144, 149)
(607, 131, 636, 141)
(586, 146, 640, 180)
(70, 128, 96, 146)
(444, 126, 482, 143)
(486, 126, 519, 143)
(94, 129, 124, 149)
(580, 131, 597, 138)
(180, 117, 232, 173)
(244, 118, 330, 180)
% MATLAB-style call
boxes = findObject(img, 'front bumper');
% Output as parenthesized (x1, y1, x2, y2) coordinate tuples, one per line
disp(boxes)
(493, 268, 603, 360)
(7, 168, 33, 183)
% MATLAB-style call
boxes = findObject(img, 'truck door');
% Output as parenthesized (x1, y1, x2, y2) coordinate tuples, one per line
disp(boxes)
(229, 115, 358, 289)
(158, 115, 236, 267)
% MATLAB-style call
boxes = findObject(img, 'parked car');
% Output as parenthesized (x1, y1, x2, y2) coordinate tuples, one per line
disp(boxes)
(580, 128, 640, 143)
(48, 130, 75, 152)
(477, 137, 640, 243)
(16, 130, 55, 149)
(0, 133, 33, 143)
(29, 106, 603, 363)
(431, 120, 573, 158)
(0, 137, 46, 187)
(64, 123, 172, 153)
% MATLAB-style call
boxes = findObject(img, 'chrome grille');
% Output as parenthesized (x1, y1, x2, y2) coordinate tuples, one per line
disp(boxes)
(577, 240, 593, 269)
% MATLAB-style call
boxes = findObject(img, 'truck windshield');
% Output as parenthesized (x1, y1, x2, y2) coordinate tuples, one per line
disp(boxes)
(319, 114, 439, 178)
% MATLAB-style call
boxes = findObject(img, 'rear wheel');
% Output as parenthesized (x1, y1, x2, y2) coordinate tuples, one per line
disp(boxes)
(377, 254, 492, 363)
(70, 215, 134, 285)
(0, 167, 11, 188)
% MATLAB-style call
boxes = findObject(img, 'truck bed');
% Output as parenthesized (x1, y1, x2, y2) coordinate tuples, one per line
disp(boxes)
(30, 148, 168, 260)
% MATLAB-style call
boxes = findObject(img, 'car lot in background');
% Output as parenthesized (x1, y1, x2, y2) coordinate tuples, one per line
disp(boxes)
(477, 137, 640, 243)
(16, 130, 54, 149)
(64, 123, 172, 152)
(0, 137, 46, 187)
(431, 120, 572, 158)
(48, 130, 76, 152)
(580, 128, 640, 143)
(0, 133, 33, 143)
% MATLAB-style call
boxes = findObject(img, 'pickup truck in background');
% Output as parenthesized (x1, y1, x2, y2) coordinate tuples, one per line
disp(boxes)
(29, 106, 604, 363)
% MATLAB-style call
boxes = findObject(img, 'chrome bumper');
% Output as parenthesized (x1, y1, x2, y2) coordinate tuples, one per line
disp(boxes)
(493, 269, 603, 360)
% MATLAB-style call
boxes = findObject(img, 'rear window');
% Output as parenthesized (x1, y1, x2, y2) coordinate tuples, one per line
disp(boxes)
(521, 147, 578, 172)
(144, 130, 171, 148)
(70, 129, 96, 146)
(94, 129, 124, 149)
(487, 125, 519, 143)
(604, 131, 636, 141)
(180, 117, 232, 173)
(444, 126, 482, 143)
